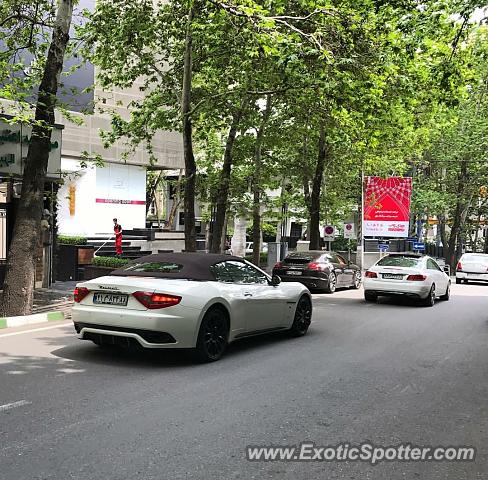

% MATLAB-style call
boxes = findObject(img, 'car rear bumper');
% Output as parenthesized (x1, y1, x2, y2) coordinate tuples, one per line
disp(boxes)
(71, 304, 201, 348)
(279, 275, 328, 290)
(456, 272, 488, 282)
(363, 279, 431, 298)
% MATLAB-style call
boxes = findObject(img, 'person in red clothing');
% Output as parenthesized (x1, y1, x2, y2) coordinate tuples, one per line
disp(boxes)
(113, 218, 123, 256)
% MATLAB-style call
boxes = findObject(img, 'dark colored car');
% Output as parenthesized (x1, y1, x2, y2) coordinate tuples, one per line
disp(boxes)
(273, 251, 361, 293)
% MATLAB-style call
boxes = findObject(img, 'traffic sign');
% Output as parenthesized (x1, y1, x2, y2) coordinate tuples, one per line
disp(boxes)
(379, 243, 389, 252)
(344, 222, 355, 239)
(413, 242, 425, 251)
(324, 225, 335, 240)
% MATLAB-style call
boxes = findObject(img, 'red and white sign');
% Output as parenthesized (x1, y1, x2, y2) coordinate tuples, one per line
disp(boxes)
(324, 225, 335, 240)
(363, 176, 412, 237)
(344, 222, 355, 239)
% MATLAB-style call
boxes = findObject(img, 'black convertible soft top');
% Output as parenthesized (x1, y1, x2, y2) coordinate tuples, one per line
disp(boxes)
(109, 252, 246, 280)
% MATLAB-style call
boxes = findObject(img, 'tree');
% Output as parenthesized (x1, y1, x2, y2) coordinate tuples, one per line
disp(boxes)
(1, 0, 74, 316)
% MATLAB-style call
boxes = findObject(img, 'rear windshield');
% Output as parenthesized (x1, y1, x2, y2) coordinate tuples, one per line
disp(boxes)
(122, 262, 183, 273)
(376, 256, 421, 268)
(462, 254, 488, 263)
(285, 255, 318, 264)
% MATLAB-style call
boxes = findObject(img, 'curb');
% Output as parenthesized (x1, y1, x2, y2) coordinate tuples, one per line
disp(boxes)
(0, 311, 65, 329)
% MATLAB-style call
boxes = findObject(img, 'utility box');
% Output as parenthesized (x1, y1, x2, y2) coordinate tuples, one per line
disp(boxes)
(296, 241, 310, 252)
(267, 242, 281, 269)
(267, 242, 289, 269)
(56, 244, 94, 281)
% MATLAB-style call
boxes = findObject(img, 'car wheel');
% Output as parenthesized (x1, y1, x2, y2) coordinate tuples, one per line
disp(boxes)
(289, 295, 312, 337)
(422, 284, 436, 307)
(324, 273, 337, 293)
(364, 291, 377, 303)
(351, 271, 362, 289)
(195, 307, 229, 362)
(439, 282, 450, 301)
(455, 278, 461, 285)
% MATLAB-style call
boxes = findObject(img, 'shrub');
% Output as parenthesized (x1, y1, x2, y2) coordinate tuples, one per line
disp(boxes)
(245, 252, 268, 264)
(92, 256, 130, 268)
(58, 235, 87, 245)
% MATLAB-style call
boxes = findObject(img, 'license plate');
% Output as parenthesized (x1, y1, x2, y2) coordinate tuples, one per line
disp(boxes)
(287, 270, 303, 276)
(382, 273, 403, 280)
(93, 292, 129, 306)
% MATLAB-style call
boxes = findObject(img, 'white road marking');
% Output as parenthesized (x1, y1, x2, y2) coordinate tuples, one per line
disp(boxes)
(0, 400, 31, 412)
(0, 322, 71, 339)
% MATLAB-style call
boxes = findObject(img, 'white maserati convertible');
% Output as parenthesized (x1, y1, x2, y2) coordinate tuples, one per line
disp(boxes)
(72, 253, 312, 361)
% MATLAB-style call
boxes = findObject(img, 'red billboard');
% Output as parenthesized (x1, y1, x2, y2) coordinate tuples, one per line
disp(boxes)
(363, 176, 412, 237)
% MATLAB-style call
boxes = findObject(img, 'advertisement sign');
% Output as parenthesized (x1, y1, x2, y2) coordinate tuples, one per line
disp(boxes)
(94, 163, 146, 232)
(363, 176, 412, 237)
(344, 222, 355, 239)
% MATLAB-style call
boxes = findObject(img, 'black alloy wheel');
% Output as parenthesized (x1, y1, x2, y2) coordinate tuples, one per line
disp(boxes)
(422, 284, 436, 307)
(290, 295, 312, 337)
(195, 307, 229, 362)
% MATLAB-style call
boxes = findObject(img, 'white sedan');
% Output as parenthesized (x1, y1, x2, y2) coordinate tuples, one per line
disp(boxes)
(363, 253, 450, 306)
(455, 253, 488, 284)
(72, 253, 312, 362)
(245, 242, 268, 255)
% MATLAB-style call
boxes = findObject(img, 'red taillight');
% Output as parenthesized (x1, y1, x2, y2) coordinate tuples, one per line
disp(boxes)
(406, 274, 427, 281)
(274, 262, 283, 269)
(133, 291, 182, 309)
(74, 287, 90, 303)
(456, 262, 462, 271)
(365, 271, 377, 278)
(308, 262, 326, 271)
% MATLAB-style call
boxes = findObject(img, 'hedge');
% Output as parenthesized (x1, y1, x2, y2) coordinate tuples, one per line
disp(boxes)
(245, 252, 268, 264)
(92, 256, 130, 268)
(58, 235, 87, 245)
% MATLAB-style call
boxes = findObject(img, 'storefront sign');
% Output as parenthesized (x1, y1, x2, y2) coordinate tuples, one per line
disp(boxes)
(0, 119, 62, 178)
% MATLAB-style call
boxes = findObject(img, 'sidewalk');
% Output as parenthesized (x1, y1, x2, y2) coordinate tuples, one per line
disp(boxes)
(33, 281, 76, 318)
(0, 281, 75, 330)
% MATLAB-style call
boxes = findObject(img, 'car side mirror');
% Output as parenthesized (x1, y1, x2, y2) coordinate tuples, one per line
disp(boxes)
(270, 274, 281, 286)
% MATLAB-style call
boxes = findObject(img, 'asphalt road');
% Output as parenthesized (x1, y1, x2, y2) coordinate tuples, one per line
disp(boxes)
(0, 282, 487, 480)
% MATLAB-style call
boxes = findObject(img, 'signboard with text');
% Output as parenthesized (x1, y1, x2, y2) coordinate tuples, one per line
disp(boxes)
(344, 222, 355, 239)
(363, 176, 412, 238)
(0, 119, 62, 178)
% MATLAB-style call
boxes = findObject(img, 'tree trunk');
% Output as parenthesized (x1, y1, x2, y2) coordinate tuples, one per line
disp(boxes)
(181, 6, 196, 252)
(445, 160, 471, 270)
(146, 170, 163, 215)
(309, 121, 327, 250)
(252, 94, 272, 265)
(210, 107, 245, 253)
(1, 0, 74, 317)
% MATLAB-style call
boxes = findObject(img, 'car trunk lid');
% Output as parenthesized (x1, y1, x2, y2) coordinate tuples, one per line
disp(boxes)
(76, 276, 194, 310)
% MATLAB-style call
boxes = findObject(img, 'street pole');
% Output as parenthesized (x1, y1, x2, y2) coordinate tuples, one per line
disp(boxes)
(359, 168, 365, 271)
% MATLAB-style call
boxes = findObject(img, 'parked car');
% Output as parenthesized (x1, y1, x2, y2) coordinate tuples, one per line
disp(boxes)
(363, 253, 450, 306)
(245, 242, 268, 255)
(272, 251, 361, 293)
(455, 253, 488, 284)
(72, 253, 312, 362)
